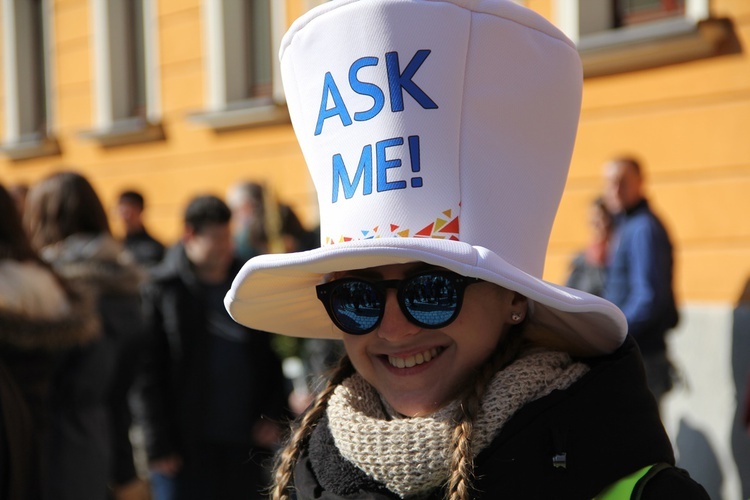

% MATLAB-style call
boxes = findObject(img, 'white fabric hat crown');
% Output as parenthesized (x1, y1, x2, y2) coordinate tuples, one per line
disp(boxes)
(225, 0, 626, 354)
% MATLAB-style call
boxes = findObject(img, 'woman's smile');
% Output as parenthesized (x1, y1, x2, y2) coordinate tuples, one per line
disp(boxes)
(385, 346, 443, 369)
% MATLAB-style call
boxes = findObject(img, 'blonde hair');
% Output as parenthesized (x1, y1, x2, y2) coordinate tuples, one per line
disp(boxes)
(270, 323, 527, 500)
(445, 324, 526, 499)
(271, 356, 355, 500)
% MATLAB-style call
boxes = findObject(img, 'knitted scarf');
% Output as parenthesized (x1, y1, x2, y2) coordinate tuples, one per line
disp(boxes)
(324, 350, 589, 498)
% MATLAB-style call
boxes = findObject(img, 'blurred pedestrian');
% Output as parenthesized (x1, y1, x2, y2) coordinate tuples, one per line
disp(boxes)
(226, 181, 267, 261)
(136, 195, 289, 500)
(565, 196, 614, 297)
(227, 181, 314, 261)
(117, 190, 166, 269)
(24, 171, 149, 500)
(0, 183, 100, 500)
(227, 181, 324, 407)
(7, 183, 28, 220)
(603, 156, 679, 409)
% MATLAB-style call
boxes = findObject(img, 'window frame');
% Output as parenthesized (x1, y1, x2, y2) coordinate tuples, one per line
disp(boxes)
(618, 0, 686, 27)
(187, 0, 289, 131)
(1, 0, 60, 160)
(80, 0, 163, 147)
(554, 0, 732, 78)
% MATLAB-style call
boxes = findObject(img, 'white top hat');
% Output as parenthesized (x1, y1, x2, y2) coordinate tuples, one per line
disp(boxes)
(225, 0, 627, 355)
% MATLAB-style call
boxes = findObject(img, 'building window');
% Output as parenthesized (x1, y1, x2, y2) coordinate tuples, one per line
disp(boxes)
(82, 0, 162, 146)
(188, 0, 288, 130)
(1, 0, 59, 159)
(560, 0, 704, 41)
(109, 0, 147, 121)
(224, 0, 273, 104)
(617, 0, 685, 27)
(555, 0, 734, 77)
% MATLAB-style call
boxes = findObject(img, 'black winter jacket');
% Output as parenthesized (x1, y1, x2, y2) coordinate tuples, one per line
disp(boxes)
(40, 234, 147, 500)
(293, 336, 708, 499)
(136, 243, 289, 466)
(0, 265, 99, 500)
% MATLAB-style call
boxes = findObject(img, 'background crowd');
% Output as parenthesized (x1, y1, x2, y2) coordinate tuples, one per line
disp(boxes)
(0, 171, 326, 500)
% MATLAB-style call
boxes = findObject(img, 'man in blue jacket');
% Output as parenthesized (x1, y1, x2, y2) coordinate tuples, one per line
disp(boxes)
(603, 156, 679, 410)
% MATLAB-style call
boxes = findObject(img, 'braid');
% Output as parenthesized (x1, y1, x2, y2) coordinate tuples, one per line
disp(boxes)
(445, 325, 526, 500)
(270, 355, 354, 500)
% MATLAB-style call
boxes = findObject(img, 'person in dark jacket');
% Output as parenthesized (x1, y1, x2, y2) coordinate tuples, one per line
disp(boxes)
(603, 156, 679, 408)
(223, 1, 709, 499)
(565, 196, 614, 298)
(135, 195, 288, 500)
(24, 171, 149, 500)
(117, 190, 166, 269)
(0, 183, 100, 500)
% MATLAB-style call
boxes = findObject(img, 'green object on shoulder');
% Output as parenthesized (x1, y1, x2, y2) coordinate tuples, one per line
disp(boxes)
(594, 463, 671, 500)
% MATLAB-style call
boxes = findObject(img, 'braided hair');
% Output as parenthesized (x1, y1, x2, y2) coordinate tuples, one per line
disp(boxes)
(270, 356, 355, 500)
(445, 323, 526, 500)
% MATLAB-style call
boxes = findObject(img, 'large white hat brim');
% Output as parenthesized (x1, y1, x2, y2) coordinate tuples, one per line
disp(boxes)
(225, 237, 626, 355)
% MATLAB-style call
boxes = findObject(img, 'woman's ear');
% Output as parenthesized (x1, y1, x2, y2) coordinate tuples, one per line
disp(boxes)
(509, 293, 528, 324)
(511, 292, 528, 308)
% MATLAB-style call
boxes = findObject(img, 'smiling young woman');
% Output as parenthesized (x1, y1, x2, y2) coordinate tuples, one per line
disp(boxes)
(223, 1, 709, 499)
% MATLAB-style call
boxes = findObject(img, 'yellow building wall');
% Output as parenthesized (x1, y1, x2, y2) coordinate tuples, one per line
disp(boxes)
(0, 0, 314, 246)
(538, 0, 750, 305)
(2, 0, 749, 307)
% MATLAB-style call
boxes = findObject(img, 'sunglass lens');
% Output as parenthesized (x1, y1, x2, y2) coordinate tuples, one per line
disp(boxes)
(330, 281, 382, 334)
(402, 274, 459, 326)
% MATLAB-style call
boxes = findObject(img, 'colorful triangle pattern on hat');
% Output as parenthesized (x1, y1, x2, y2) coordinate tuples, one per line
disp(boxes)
(324, 209, 459, 245)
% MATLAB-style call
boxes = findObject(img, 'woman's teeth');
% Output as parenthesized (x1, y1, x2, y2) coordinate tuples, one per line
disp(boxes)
(388, 348, 441, 368)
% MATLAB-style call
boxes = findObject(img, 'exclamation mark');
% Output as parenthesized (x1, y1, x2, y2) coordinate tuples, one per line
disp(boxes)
(408, 135, 423, 188)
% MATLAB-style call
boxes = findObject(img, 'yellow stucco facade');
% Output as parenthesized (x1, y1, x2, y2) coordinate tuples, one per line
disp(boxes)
(1, 0, 317, 244)
(2, 0, 749, 307)
(546, 0, 750, 305)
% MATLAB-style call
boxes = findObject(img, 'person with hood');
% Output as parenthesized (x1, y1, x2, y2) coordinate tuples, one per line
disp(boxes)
(224, 1, 709, 498)
(24, 171, 148, 500)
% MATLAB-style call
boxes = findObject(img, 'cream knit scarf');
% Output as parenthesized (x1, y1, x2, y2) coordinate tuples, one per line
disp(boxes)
(326, 350, 590, 498)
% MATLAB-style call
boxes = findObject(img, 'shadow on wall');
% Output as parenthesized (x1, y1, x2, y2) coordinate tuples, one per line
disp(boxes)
(676, 418, 722, 499)
(731, 278, 750, 499)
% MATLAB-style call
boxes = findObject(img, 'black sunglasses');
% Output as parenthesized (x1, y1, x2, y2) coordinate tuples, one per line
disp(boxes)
(316, 270, 482, 335)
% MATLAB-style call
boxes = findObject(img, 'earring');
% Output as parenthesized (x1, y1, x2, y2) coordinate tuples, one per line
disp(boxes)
(511, 312, 523, 322)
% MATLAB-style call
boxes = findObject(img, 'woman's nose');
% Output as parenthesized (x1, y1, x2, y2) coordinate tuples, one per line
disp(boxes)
(376, 290, 421, 340)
